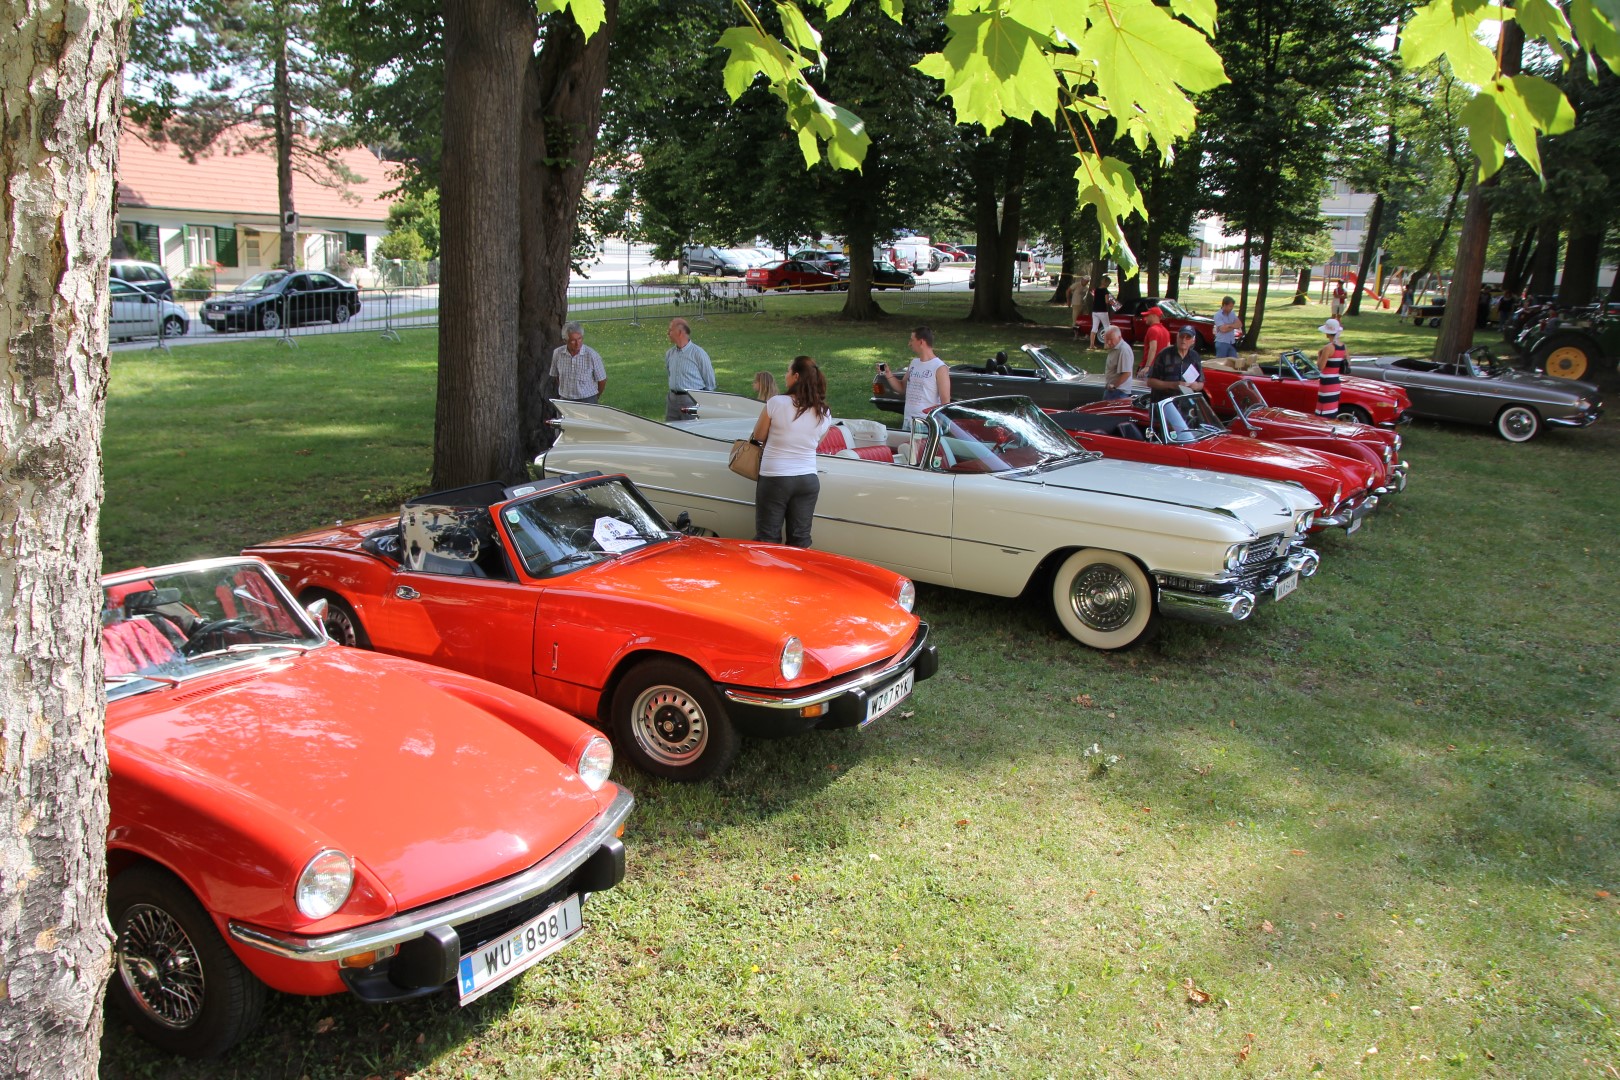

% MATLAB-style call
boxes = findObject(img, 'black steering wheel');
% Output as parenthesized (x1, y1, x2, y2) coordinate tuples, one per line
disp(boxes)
(182, 618, 254, 656)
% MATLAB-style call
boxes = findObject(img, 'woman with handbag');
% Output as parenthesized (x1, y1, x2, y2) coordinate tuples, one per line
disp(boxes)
(748, 355, 832, 547)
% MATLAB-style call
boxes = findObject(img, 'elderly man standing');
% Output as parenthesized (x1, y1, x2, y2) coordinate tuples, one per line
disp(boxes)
(550, 321, 607, 404)
(664, 314, 716, 420)
(1102, 326, 1135, 400)
(664, 317, 717, 420)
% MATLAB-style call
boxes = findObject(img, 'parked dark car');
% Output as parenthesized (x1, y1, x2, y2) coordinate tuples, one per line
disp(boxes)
(201, 270, 361, 333)
(872, 343, 1108, 414)
(110, 259, 174, 300)
(679, 245, 747, 277)
(1349, 348, 1602, 442)
(870, 260, 916, 291)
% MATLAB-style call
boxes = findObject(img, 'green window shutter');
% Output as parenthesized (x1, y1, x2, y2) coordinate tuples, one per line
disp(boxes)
(345, 231, 366, 253)
(137, 223, 160, 255)
(215, 226, 239, 267)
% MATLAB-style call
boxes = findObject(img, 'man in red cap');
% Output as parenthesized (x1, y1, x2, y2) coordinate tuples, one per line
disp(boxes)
(1141, 306, 1171, 372)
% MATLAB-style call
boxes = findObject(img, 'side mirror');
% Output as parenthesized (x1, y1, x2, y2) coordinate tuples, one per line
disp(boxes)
(303, 598, 331, 640)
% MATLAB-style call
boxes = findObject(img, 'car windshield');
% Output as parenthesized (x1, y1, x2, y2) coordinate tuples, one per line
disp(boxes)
(1155, 394, 1226, 444)
(500, 477, 676, 577)
(1024, 346, 1086, 380)
(1228, 379, 1269, 416)
(927, 397, 1096, 474)
(1154, 298, 1197, 319)
(101, 561, 325, 701)
(1267, 351, 1321, 379)
(233, 271, 288, 293)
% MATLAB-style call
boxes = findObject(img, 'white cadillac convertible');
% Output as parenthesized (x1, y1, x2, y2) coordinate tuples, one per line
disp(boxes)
(540, 393, 1322, 650)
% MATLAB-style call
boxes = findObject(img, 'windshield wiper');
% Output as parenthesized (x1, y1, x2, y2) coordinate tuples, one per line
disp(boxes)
(185, 641, 320, 662)
(1029, 451, 1091, 473)
(106, 672, 183, 687)
(531, 550, 609, 575)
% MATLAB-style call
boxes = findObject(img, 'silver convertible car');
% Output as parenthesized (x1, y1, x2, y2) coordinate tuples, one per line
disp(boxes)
(541, 394, 1322, 651)
(1348, 349, 1602, 443)
(871, 343, 1112, 414)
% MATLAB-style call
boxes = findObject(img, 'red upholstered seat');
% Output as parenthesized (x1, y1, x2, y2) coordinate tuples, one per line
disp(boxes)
(816, 427, 848, 455)
(851, 445, 894, 462)
(102, 617, 180, 676)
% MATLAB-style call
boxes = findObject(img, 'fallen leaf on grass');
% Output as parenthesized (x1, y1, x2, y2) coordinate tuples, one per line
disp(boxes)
(1237, 1032, 1255, 1063)
(826, 763, 840, 771)
(1289, 849, 1308, 856)
(955, 818, 970, 827)
(1073, 693, 1094, 707)
(416, 1033, 426, 1045)
(315, 1017, 336, 1034)
(1597, 890, 1611, 899)
(1261, 920, 1275, 934)
(295, 449, 313, 456)
(1084, 888, 1098, 900)
(1183, 978, 1212, 1005)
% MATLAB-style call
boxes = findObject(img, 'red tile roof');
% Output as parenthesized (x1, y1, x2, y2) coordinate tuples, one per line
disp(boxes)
(116, 123, 400, 222)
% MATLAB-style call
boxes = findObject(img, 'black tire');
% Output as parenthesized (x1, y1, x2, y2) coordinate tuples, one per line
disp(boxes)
(1533, 332, 1601, 380)
(1427, 317, 1442, 328)
(1335, 405, 1372, 425)
(1050, 549, 1155, 650)
(306, 590, 370, 648)
(162, 315, 187, 337)
(108, 865, 268, 1058)
(610, 658, 739, 782)
(1495, 404, 1541, 443)
(259, 308, 282, 332)
(332, 302, 351, 325)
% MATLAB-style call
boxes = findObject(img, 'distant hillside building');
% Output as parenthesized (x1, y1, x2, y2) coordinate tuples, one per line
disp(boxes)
(114, 125, 400, 286)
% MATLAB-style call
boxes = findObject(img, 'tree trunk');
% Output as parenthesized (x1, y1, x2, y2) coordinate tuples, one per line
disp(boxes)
(1347, 132, 1399, 318)
(1165, 251, 1183, 299)
(1557, 225, 1605, 305)
(1237, 229, 1253, 325)
(1246, 227, 1274, 350)
(967, 161, 1002, 322)
(1292, 267, 1311, 305)
(1411, 159, 1468, 296)
(273, 5, 296, 268)
(517, 2, 618, 458)
(434, 0, 534, 489)
(1501, 225, 1533, 294)
(993, 121, 1030, 321)
(1528, 221, 1560, 296)
(966, 124, 1031, 323)
(1, 3, 129, 1074)
(839, 217, 883, 320)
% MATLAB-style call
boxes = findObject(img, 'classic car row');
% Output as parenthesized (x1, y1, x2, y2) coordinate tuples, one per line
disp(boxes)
(874, 340, 1603, 443)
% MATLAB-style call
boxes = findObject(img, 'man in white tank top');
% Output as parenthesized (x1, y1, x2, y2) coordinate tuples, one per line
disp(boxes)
(877, 325, 952, 423)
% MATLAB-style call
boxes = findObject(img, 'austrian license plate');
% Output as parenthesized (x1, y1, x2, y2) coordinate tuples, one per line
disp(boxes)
(861, 667, 915, 729)
(457, 893, 582, 1005)
(1273, 572, 1299, 602)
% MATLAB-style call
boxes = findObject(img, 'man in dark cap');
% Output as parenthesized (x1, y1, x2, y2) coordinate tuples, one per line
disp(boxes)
(1145, 325, 1205, 401)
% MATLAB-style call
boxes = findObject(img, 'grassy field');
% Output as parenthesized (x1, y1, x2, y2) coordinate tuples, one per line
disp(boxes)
(99, 290, 1618, 1079)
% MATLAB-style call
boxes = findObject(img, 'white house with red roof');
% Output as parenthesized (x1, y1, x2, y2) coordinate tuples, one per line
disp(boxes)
(115, 124, 401, 286)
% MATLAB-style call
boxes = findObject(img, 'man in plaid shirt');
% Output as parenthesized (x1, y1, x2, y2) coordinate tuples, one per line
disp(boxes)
(550, 321, 607, 403)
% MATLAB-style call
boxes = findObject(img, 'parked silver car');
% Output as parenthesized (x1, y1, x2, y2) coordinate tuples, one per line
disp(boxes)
(1349, 349, 1602, 442)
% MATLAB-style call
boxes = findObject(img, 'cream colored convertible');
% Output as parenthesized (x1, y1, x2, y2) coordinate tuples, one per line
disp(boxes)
(541, 393, 1322, 650)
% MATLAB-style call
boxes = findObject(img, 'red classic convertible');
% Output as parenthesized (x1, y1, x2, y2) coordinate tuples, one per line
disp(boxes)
(102, 557, 631, 1057)
(246, 472, 937, 782)
(1202, 351, 1411, 428)
(1074, 296, 1217, 350)
(1055, 393, 1383, 533)
(1222, 379, 1409, 494)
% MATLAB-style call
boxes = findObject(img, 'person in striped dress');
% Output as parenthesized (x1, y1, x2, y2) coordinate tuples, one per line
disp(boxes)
(1316, 318, 1346, 419)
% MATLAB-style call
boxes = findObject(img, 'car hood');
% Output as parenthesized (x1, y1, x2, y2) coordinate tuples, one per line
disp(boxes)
(107, 647, 603, 908)
(553, 536, 916, 677)
(1006, 455, 1318, 529)
(1188, 433, 1377, 495)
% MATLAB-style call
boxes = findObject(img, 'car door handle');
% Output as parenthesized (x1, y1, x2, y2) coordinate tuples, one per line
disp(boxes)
(395, 585, 419, 600)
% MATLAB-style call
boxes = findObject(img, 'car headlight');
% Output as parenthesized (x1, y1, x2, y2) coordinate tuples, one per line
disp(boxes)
(296, 850, 354, 920)
(576, 735, 613, 791)
(1224, 543, 1248, 571)
(1296, 509, 1315, 534)
(1331, 483, 1343, 509)
(1392, 433, 1402, 453)
(1381, 443, 1393, 464)
(1575, 397, 1592, 410)
(896, 578, 916, 613)
(780, 636, 804, 680)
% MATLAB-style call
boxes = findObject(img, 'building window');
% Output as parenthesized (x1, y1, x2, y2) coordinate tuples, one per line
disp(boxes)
(345, 231, 367, 254)
(184, 225, 216, 267)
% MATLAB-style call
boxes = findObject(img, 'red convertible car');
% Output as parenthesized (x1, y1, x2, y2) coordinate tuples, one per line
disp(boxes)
(1055, 394, 1382, 533)
(1202, 351, 1411, 428)
(1222, 379, 1409, 493)
(1075, 296, 1217, 350)
(743, 258, 845, 292)
(102, 557, 631, 1057)
(246, 472, 937, 782)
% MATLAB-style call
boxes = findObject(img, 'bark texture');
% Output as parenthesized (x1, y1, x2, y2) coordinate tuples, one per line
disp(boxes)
(272, 4, 297, 268)
(1, 2, 130, 1075)
(434, 0, 533, 488)
(517, 2, 618, 458)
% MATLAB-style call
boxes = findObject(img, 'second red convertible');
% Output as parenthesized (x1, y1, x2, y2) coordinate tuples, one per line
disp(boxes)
(1222, 379, 1409, 493)
(1053, 394, 1383, 534)
(246, 472, 938, 782)
(1203, 351, 1412, 428)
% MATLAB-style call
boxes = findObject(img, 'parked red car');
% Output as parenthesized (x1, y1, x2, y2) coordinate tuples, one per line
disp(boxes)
(245, 472, 937, 782)
(1074, 296, 1217, 350)
(744, 258, 845, 292)
(1222, 378, 1409, 493)
(1202, 351, 1411, 427)
(102, 557, 631, 1057)
(1056, 393, 1383, 533)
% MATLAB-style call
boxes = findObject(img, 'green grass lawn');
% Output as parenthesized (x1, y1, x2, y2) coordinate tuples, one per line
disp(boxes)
(99, 291, 1618, 1079)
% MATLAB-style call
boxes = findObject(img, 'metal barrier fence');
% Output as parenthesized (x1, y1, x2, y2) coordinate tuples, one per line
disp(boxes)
(117, 275, 951, 351)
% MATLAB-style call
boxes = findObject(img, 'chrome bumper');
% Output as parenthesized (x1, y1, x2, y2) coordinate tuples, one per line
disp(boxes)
(723, 623, 937, 711)
(1548, 408, 1602, 429)
(1157, 550, 1319, 626)
(229, 787, 634, 962)
(1318, 494, 1379, 530)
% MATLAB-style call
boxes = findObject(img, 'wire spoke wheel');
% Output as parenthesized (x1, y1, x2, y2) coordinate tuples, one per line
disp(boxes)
(117, 903, 206, 1029)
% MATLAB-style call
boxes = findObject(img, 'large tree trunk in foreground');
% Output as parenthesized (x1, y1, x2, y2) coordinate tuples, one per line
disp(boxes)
(839, 217, 884, 320)
(434, 0, 533, 489)
(518, 2, 618, 458)
(1, 3, 130, 1074)
(966, 123, 1029, 323)
(1528, 220, 1560, 297)
(1557, 225, 1605, 306)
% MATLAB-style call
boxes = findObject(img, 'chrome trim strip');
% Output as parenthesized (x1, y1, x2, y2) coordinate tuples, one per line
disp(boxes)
(228, 787, 634, 961)
(724, 626, 932, 709)
(1157, 589, 1256, 624)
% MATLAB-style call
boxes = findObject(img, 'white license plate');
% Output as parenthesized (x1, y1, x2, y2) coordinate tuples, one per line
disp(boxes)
(1273, 572, 1299, 601)
(456, 893, 582, 1005)
(861, 667, 915, 729)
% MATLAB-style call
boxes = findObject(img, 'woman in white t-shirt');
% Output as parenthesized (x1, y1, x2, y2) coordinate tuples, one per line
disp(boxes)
(749, 355, 833, 547)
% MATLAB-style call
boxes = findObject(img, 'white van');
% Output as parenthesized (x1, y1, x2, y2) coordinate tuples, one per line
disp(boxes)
(887, 236, 939, 274)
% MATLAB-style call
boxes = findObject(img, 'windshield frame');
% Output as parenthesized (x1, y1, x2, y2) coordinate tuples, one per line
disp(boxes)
(496, 476, 678, 578)
(1023, 345, 1087, 381)
(1153, 393, 1227, 445)
(922, 396, 1098, 475)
